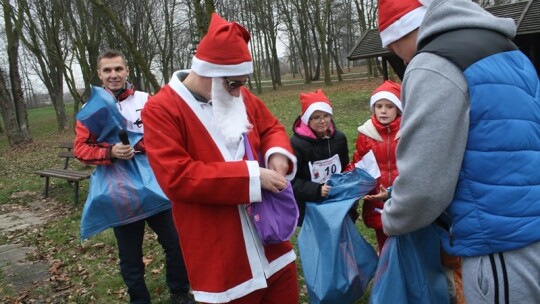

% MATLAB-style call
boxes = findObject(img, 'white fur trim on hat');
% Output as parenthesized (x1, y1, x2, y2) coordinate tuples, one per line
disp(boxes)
(370, 91, 403, 112)
(380, 6, 427, 48)
(191, 55, 253, 78)
(301, 102, 333, 124)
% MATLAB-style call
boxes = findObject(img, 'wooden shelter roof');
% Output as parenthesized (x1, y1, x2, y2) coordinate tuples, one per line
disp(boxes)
(347, 0, 540, 61)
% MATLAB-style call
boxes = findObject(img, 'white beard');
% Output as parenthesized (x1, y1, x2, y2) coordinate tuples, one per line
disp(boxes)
(211, 77, 251, 146)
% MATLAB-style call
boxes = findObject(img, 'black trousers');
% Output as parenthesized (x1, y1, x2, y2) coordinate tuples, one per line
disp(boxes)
(113, 209, 189, 303)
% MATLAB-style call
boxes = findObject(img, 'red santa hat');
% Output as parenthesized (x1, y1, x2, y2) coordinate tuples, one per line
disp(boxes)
(191, 13, 253, 77)
(378, 0, 431, 48)
(300, 89, 333, 124)
(370, 80, 402, 112)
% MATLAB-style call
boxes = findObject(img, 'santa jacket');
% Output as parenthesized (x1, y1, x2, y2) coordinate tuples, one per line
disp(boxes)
(345, 115, 400, 229)
(141, 72, 298, 303)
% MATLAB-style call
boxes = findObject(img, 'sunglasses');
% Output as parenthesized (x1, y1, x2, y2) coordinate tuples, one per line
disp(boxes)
(224, 77, 248, 90)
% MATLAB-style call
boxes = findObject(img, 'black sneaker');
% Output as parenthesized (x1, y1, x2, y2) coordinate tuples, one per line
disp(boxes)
(170, 292, 197, 304)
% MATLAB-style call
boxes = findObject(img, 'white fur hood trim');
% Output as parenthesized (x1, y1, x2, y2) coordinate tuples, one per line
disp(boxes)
(357, 119, 401, 141)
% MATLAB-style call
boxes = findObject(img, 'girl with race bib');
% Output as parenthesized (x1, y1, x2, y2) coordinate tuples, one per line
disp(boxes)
(290, 89, 350, 226)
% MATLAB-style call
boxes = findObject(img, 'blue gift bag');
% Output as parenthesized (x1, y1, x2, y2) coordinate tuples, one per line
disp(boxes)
(298, 168, 378, 304)
(77, 86, 170, 240)
(369, 225, 450, 304)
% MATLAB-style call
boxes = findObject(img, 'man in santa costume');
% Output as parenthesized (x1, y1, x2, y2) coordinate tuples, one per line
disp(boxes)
(142, 13, 299, 304)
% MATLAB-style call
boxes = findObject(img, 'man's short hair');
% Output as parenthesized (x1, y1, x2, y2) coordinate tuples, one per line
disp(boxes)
(97, 49, 128, 69)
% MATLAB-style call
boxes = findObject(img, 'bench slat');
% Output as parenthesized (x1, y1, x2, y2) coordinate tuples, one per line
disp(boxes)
(59, 142, 74, 149)
(35, 169, 91, 181)
(35, 168, 90, 177)
(58, 151, 76, 158)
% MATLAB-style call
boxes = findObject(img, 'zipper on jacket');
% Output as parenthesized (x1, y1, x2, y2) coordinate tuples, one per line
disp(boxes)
(327, 138, 331, 157)
(449, 226, 455, 247)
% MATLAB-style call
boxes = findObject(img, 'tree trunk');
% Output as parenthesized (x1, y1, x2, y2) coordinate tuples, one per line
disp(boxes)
(309, 24, 321, 81)
(282, 0, 312, 83)
(313, 0, 332, 85)
(1, 2, 31, 146)
(238, 0, 262, 94)
(0, 69, 20, 142)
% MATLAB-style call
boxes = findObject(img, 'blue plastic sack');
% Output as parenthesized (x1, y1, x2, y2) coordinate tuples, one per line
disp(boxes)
(298, 168, 378, 304)
(80, 153, 171, 239)
(76, 86, 128, 143)
(77, 86, 170, 239)
(369, 225, 450, 304)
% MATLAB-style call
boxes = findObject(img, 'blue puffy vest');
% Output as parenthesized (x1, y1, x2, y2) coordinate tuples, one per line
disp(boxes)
(420, 29, 540, 256)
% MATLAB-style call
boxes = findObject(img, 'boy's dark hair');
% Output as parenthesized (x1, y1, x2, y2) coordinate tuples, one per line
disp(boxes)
(97, 49, 128, 69)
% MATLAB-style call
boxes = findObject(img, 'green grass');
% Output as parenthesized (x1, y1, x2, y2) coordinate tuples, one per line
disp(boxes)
(0, 105, 82, 203)
(0, 76, 385, 303)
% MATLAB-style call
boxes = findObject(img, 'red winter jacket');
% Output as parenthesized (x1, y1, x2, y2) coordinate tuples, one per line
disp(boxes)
(345, 115, 400, 229)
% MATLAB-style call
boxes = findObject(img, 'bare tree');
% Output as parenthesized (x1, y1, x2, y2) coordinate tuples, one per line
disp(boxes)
(279, 0, 313, 83)
(312, 0, 332, 84)
(190, 0, 215, 39)
(19, 0, 70, 131)
(89, 0, 160, 92)
(1, 0, 31, 145)
(249, 0, 282, 89)
(353, 0, 379, 77)
(140, 0, 194, 84)
(326, 2, 346, 81)
(60, 0, 105, 124)
(143, 0, 175, 82)
(305, 7, 322, 81)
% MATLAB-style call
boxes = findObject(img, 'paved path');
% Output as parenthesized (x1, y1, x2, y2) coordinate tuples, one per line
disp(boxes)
(0, 201, 51, 293)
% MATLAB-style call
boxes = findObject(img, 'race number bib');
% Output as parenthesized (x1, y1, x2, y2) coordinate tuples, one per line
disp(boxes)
(308, 154, 341, 183)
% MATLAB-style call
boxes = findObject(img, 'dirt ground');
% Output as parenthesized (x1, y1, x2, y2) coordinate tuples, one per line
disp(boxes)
(0, 196, 73, 302)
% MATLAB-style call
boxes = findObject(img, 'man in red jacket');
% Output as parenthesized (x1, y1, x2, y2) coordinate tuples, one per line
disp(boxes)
(142, 13, 299, 304)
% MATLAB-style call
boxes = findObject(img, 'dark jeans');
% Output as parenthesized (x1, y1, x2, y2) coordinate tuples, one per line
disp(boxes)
(113, 209, 189, 304)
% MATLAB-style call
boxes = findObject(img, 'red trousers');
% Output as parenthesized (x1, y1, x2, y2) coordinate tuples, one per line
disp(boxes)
(200, 262, 299, 304)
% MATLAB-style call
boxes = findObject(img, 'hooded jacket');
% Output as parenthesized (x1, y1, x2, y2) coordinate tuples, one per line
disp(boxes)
(346, 115, 400, 229)
(381, 0, 540, 256)
(290, 117, 349, 225)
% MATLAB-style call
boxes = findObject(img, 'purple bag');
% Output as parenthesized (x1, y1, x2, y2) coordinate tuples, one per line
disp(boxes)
(244, 134, 299, 245)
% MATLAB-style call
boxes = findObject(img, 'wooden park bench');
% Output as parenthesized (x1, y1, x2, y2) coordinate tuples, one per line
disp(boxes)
(34, 141, 91, 204)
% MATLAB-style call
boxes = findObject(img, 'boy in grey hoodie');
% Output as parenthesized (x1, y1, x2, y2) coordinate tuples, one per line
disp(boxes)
(377, 0, 540, 303)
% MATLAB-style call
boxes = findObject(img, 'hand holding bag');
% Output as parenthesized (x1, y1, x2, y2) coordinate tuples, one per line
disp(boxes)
(298, 168, 379, 304)
(77, 87, 171, 240)
(243, 134, 299, 245)
(369, 225, 450, 304)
